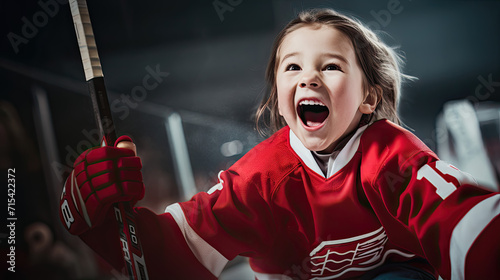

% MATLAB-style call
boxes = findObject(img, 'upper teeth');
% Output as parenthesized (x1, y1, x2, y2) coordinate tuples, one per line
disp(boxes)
(299, 100, 325, 106)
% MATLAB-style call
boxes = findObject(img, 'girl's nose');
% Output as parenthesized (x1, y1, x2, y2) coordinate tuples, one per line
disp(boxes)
(299, 71, 321, 89)
(299, 82, 319, 88)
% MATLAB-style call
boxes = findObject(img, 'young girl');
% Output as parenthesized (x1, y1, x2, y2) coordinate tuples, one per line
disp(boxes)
(59, 9, 500, 279)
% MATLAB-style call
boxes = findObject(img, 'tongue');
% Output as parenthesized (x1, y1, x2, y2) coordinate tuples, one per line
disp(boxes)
(304, 110, 328, 127)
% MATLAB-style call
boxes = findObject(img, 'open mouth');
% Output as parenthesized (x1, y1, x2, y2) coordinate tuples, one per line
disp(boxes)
(297, 99, 329, 128)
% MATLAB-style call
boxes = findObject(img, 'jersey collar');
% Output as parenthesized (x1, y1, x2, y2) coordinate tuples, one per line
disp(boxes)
(289, 125, 368, 178)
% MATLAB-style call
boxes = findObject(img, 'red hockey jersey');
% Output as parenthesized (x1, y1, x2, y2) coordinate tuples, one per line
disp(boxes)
(80, 120, 500, 279)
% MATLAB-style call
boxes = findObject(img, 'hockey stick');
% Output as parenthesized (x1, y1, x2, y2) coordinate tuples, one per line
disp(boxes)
(69, 1, 148, 279)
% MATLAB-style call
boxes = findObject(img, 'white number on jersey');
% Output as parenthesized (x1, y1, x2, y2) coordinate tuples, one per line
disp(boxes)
(417, 161, 477, 200)
(207, 171, 225, 195)
(207, 183, 223, 195)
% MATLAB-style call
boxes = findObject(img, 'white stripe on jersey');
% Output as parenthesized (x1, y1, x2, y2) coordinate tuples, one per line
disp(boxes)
(450, 194, 500, 279)
(329, 125, 367, 177)
(165, 203, 229, 277)
(289, 130, 324, 177)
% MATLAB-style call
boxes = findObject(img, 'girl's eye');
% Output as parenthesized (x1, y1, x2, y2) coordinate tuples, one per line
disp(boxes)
(324, 64, 342, 71)
(286, 64, 301, 71)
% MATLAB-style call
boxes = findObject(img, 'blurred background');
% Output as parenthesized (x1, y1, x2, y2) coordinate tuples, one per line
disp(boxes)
(1, 0, 499, 279)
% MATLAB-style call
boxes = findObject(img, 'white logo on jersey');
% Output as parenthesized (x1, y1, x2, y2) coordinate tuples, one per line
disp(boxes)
(308, 227, 415, 279)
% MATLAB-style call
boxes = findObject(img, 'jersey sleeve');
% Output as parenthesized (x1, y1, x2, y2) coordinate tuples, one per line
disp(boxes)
(164, 169, 278, 275)
(360, 124, 500, 279)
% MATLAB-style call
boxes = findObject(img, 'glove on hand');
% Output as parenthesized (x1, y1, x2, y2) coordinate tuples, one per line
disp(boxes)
(60, 136, 144, 235)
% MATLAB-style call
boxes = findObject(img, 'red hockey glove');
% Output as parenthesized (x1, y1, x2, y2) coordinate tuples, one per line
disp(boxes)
(59, 136, 144, 235)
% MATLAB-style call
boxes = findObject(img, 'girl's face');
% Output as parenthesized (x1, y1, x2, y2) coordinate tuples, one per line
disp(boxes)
(276, 25, 376, 153)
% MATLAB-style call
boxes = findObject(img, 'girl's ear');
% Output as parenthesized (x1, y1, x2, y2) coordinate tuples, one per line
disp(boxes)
(359, 85, 382, 114)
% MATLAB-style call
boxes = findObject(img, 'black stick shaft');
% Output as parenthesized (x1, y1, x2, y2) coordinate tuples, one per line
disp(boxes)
(88, 77, 116, 146)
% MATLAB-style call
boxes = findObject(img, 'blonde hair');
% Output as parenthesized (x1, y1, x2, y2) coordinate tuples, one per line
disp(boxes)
(256, 8, 412, 134)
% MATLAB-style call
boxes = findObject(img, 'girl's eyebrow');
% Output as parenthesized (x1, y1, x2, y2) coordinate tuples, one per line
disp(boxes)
(279, 52, 350, 65)
(280, 52, 299, 65)
(321, 53, 349, 65)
